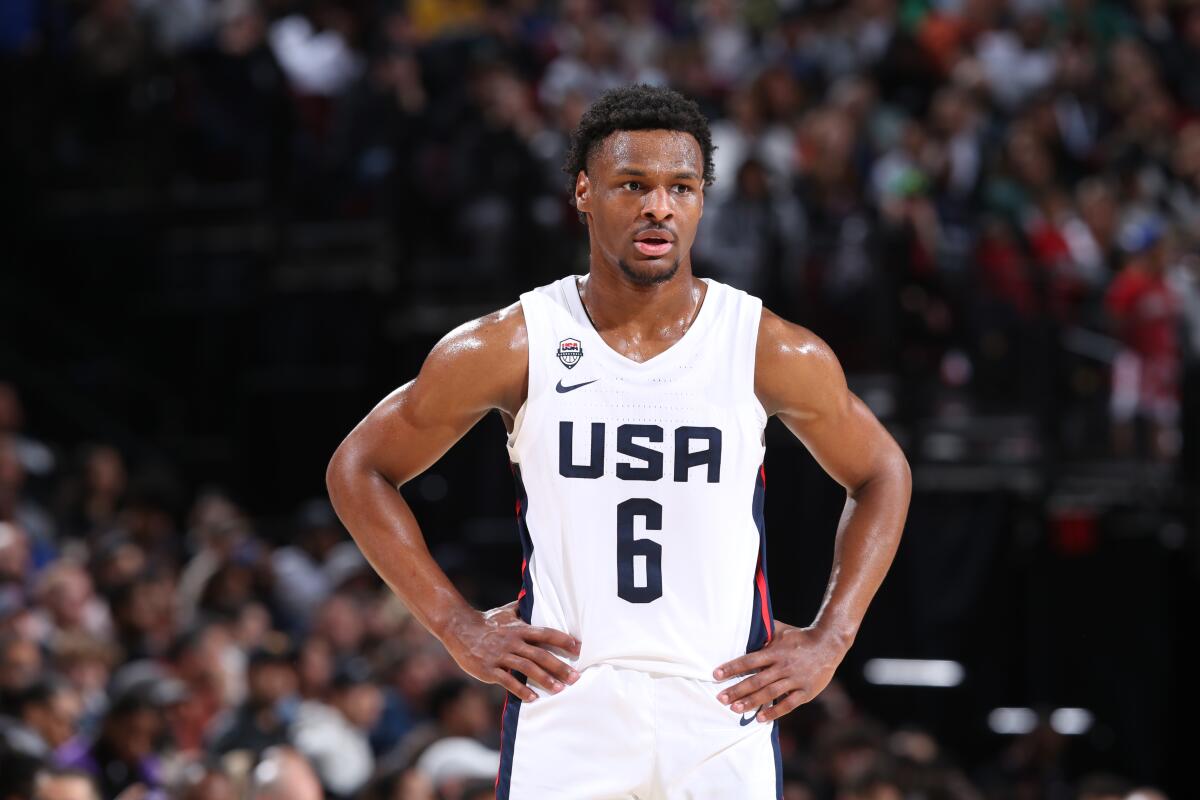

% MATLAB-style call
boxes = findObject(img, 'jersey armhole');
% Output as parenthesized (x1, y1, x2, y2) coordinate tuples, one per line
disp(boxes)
(506, 292, 546, 461)
(746, 299, 769, 430)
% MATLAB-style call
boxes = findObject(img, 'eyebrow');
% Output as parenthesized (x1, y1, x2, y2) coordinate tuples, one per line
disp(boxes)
(614, 168, 701, 180)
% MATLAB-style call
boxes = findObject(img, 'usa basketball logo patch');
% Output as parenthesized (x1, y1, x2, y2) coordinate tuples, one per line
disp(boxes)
(556, 338, 583, 368)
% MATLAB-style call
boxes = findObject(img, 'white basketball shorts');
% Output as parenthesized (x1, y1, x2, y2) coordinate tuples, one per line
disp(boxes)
(495, 663, 782, 799)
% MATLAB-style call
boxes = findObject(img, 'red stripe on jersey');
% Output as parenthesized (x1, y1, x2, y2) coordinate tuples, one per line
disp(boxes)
(755, 556, 772, 644)
(516, 558, 528, 601)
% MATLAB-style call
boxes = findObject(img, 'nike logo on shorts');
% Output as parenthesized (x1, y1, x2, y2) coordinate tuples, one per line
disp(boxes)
(556, 379, 598, 393)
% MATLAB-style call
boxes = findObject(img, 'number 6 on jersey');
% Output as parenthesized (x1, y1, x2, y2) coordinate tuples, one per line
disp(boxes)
(617, 498, 663, 603)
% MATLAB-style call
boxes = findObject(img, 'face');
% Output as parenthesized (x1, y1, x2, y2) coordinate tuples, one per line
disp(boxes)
(445, 685, 493, 738)
(33, 775, 100, 800)
(0, 636, 41, 690)
(107, 708, 163, 761)
(575, 129, 705, 286)
(183, 773, 238, 800)
(337, 683, 383, 730)
(298, 638, 333, 694)
(248, 662, 297, 706)
(28, 688, 84, 748)
(0, 523, 30, 582)
(46, 568, 94, 627)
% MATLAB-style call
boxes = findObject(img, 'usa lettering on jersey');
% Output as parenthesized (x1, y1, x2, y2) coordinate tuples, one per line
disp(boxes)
(558, 422, 722, 482)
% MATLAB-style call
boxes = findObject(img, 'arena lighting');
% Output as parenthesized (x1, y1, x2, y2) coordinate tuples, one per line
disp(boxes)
(862, 658, 965, 687)
(988, 707, 1038, 735)
(987, 707, 1096, 736)
(1049, 707, 1094, 735)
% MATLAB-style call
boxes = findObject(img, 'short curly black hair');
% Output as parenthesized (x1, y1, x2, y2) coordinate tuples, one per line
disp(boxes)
(563, 84, 716, 198)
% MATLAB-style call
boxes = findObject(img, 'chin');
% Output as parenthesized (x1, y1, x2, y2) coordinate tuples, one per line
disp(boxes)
(618, 256, 681, 286)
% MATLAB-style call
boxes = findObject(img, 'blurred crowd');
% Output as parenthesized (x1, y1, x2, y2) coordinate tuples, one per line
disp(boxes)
(6, 0, 1200, 466)
(0, 379, 1175, 798)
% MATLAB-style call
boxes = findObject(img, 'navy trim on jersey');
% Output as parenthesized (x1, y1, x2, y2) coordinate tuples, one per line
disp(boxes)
(496, 464, 534, 800)
(514, 465, 536, 625)
(772, 721, 783, 799)
(746, 464, 775, 653)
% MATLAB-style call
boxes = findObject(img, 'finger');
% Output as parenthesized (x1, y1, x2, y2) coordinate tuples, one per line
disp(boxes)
(522, 625, 580, 654)
(717, 668, 780, 706)
(499, 653, 566, 694)
(515, 642, 580, 684)
(731, 680, 794, 715)
(713, 650, 773, 680)
(759, 690, 808, 722)
(490, 668, 537, 702)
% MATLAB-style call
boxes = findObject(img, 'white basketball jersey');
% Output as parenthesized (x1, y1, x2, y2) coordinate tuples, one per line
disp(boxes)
(505, 275, 774, 681)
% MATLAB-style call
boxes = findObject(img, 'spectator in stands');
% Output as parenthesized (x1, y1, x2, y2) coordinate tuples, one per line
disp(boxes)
(54, 671, 180, 797)
(838, 764, 903, 800)
(55, 445, 126, 542)
(695, 156, 804, 300)
(1107, 217, 1182, 459)
(31, 767, 101, 800)
(107, 570, 177, 660)
(33, 562, 109, 641)
(250, 746, 323, 800)
(208, 637, 298, 757)
(269, 498, 345, 626)
(0, 385, 53, 480)
(0, 436, 55, 548)
(174, 763, 239, 800)
(290, 659, 382, 798)
(0, 677, 82, 758)
(0, 632, 41, 694)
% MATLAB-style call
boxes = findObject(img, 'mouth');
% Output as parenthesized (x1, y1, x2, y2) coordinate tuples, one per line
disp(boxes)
(633, 231, 674, 258)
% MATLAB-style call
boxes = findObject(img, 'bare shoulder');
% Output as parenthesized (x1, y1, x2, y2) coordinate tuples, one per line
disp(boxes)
(754, 306, 849, 419)
(420, 301, 528, 419)
(429, 301, 527, 364)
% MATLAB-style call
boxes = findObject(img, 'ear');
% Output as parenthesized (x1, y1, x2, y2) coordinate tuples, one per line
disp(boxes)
(574, 171, 591, 215)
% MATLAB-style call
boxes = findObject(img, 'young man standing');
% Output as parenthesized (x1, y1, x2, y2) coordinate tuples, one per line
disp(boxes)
(327, 85, 911, 798)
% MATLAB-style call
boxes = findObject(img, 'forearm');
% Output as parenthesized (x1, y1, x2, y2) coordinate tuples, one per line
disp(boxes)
(810, 451, 911, 647)
(326, 454, 477, 642)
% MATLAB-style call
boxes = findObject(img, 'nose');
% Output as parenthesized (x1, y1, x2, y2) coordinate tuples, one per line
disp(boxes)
(641, 186, 673, 221)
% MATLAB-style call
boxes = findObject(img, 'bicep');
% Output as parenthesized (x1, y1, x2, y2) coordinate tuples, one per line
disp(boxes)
(332, 313, 524, 487)
(757, 313, 901, 492)
(339, 373, 491, 488)
(777, 390, 897, 494)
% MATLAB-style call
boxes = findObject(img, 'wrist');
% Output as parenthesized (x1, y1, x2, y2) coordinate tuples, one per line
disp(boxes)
(430, 603, 482, 647)
(810, 617, 859, 653)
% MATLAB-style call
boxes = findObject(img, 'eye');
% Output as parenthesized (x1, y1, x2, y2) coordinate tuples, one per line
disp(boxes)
(673, 184, 692, 194)
(622, 181, 642, 191)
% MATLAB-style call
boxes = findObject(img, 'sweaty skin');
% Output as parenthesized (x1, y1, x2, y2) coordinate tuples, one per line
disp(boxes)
(326, 129, 911, 716)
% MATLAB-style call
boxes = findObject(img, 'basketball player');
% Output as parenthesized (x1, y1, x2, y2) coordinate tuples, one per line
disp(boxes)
(326, 85, 911, 798)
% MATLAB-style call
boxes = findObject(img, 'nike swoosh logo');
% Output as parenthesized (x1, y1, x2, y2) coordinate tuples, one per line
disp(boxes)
(739, 705, 764, 726)
(556, 379, 598, 394)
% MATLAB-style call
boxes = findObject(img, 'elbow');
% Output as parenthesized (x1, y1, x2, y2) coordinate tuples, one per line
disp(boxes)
(325, 437, 356, 510)
(891, 445, 912, 499)
(884, 444, 913, 507)
(850, 441, 911, 500)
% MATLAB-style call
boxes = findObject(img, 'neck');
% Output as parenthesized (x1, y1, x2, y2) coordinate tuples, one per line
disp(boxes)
(581, 251, 703, 332)
(577, 253, 707, 364)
